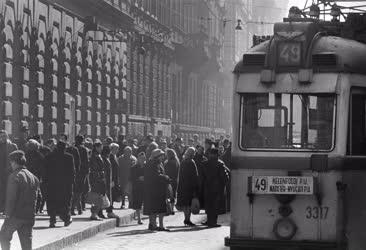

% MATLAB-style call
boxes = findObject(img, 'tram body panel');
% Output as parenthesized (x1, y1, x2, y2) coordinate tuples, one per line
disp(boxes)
(230, 168, 341, 241)
(344, 171, 366, 250)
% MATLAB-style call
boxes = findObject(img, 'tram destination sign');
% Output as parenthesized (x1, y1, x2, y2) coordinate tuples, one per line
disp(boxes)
(250, 176, 314, 195)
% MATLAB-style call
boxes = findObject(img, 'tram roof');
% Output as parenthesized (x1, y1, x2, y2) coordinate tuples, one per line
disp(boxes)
(234, 28, 366, 75)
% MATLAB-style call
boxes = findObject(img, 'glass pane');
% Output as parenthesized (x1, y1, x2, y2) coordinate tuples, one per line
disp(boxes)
(240, 93, 335, 150)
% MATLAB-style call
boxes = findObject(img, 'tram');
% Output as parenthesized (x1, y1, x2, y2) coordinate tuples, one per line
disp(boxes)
(225, 3, 366, 250)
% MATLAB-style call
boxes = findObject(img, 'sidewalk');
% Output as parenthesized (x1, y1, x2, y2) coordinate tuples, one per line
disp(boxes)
(0, 206, 135, 250)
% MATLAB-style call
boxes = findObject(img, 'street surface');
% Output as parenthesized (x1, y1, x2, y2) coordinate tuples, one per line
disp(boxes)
(65, 212, 230, 250)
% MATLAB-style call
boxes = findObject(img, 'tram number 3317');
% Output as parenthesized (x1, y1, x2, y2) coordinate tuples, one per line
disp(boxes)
(305, 206, 329, 219)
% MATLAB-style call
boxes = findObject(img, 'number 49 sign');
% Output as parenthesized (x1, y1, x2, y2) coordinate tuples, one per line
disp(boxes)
(277, 42, 302, 67)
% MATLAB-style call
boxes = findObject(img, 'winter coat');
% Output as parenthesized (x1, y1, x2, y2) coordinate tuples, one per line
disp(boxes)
(220, 146, 231, 170)
(118, 155, 137, 192)
(164, 159, 179, 199)
(39, 145, 52, 157)
(176, 158, 199, 208)
(102, 156, 112, 202)
(89, 151, 106, 195)
(109, 154, 119, 186)
(193, 154, 207, 207)
(202, 159, 230, 215)
(130, 163, 145, 209)
(75, 144, 89, 193)
(66, 146, 81, 176)
(5, 167, 39, 221)
(25, 150, 45, 181)
(143, 159, 170, 215)
(0, 141, 17, 212)
(44, 148, 75, 215)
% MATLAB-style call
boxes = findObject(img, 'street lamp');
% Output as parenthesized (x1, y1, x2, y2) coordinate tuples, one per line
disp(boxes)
(223, 18, 243, 30)
(235, 19, 243, 30)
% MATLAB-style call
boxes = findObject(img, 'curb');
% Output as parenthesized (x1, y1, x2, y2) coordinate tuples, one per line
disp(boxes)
(34, 211, 135, 250)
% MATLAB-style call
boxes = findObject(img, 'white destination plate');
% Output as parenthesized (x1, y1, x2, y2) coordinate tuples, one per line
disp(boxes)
(251, 176, 314, 195)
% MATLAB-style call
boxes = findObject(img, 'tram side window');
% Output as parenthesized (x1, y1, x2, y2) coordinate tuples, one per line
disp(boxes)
(349, 94, 366, 155)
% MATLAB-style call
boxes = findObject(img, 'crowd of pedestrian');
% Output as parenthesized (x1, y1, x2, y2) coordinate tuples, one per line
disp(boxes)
(0, 128, 231, 248)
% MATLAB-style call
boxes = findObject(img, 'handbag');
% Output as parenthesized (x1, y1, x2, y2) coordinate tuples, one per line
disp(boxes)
(101, 195, 111, 209)
(112, 185, 122, 202)
(85, 191, 101, 205)
(191, 197, 200, 215)
(166, 199, 174, 215)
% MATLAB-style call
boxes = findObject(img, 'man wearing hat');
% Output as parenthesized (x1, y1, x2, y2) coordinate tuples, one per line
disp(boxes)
(202, 148, 230, 228)
(0, 150, 39, 250)
(44, 141, 75, 228)
(15, 126, 29, 152)
(72, 135, 89, 215)
(0, 130, 18, 214)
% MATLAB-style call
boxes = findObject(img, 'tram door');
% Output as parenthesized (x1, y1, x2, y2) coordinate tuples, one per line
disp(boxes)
(344, 89, 366, 250)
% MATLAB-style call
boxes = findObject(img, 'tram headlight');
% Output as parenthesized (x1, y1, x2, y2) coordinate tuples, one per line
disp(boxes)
(273, 218, 297, 240)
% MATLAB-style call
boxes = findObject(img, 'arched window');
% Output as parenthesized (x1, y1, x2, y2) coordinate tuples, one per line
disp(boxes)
(114, 77, 119, 87)
(3, 25, 14, 43)
(86, 69, 92, 80)
(37, 105, 44, 118)
(96, 112, 101, 123)
(22, 102, 29, 117)
(114, 114, 119, 123)
(37, 121, 44, 135)
(106, 74, 111, 84)
(64, 62, 70, 75)
(3, 44, 13, 60)
(37, 54, 44, 69)
(52, 90, 57, 103)
(51, 58, 58, 72)
(51, 122, 57, 135)
(86, 124, 91, 135)
(87, 111, 91, 122)
(76, 66, 82, 78)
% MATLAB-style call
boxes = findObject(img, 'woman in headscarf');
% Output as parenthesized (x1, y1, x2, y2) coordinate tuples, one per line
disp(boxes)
(143, 149, 171, 231)
(164, 149, 180, 214)
(176, 147, 200, 226)
(130, 152, 146, 224)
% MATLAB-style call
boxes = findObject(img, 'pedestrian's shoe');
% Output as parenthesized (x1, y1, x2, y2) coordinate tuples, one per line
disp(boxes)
(78, 210, 83, 215)
(207, 223, 221, 228)
(157, 227, 170, 232)
(148, 224, 158, 231)
(90, 215, 102, 221)
(71, 210, 76, 216)
(49, 223, 56, 228)
(201, 221, 208, 226)
(98, 211, 106, 219)
(64, 218, 73, 227)
(184, 220, 196, 227)
(107, 212, 119, 219)
(138, 221, 143, 225)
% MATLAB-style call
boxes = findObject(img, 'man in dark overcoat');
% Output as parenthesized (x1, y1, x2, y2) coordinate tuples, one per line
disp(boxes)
(0, 130, 18, 213)
(72, 135, 89, 215)
(44, 141, 75, 228)
(202, 148, 230, 227)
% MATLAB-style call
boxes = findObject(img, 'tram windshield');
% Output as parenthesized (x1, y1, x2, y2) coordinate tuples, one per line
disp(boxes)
(240, 93, 335, 150)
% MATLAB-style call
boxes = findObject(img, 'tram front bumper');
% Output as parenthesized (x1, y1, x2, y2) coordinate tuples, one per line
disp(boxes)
(224, 237, 345, 250)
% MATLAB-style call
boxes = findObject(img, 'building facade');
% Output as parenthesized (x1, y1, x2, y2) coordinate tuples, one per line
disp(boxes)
(0, 0, 235, 142)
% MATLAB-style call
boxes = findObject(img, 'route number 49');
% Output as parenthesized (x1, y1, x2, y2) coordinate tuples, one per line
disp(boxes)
(254, 177, 267, 192)
(278, 43, 301, 66)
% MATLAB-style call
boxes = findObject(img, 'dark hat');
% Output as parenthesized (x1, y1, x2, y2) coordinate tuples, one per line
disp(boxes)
(209, 148, 219, 156)
(20, 126, 29, 132)
(9, 150, 27, 165)
(75, 135, 84, 144)
(205, 138, 213, 144)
